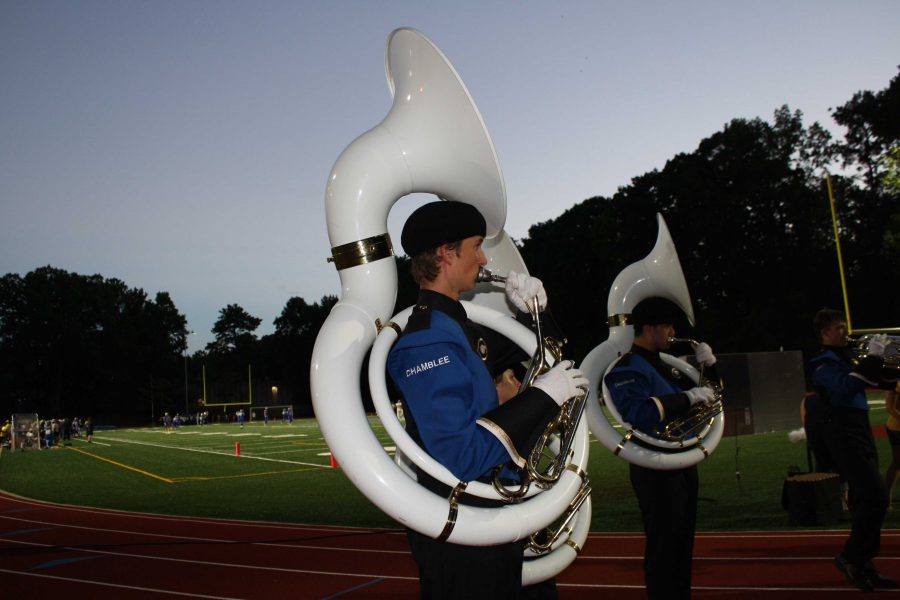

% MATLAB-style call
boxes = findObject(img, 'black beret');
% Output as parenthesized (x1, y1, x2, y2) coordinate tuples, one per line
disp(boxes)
(400, 200, 487, 256)
(631, 297, 684, 329)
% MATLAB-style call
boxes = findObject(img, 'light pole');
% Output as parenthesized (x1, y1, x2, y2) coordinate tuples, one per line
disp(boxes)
(183, 330, 195, 420)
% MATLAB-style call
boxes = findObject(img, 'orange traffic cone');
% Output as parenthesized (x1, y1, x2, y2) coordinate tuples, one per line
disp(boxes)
(235, 442, 241, 456)
(330, 453, 338, 468)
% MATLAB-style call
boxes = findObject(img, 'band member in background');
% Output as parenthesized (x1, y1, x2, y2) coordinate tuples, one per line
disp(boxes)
(387, 200, 587, 599)
(603, 297, 719, 600)
(806, 308, 896, 592)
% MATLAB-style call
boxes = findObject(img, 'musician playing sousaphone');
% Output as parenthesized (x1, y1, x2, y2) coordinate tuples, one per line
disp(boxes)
(806, 308, 897, 592)
(387, 199, 587, 599)
(603, 296, 720, 600)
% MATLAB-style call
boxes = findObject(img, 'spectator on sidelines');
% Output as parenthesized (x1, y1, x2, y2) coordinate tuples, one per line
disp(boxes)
(43, 420, 54, 449)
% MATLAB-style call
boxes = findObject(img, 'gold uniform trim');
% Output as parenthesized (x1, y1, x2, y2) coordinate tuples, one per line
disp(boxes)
(476, 417, 526, 467)
(328, 233, 393, 271)
(652, 396, 665, 420)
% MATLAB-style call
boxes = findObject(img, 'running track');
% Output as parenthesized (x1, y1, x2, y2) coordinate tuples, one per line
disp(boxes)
(1, 490, 897, 598)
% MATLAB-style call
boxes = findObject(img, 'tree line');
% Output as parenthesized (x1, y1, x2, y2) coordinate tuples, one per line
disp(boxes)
(1, 69, 896, 422)
(519, 69, 898, 362)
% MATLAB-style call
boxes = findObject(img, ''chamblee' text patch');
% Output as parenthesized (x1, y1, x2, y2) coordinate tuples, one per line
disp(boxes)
(405, 355, 451, 378)
(611, 378, 635, 388)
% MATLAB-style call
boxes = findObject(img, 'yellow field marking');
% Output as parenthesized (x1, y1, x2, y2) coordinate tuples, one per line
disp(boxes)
(67, 446, 173, 483)
(170, 467, 320, 482)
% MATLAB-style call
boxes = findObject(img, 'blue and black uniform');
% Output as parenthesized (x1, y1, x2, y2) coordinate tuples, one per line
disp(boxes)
(604, 345, 702, 600)
(807, 345, 888, 567)
(387, 289, 559, 599)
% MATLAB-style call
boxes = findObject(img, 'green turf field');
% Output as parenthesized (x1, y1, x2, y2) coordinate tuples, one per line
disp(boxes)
(1, 408, 897, 532)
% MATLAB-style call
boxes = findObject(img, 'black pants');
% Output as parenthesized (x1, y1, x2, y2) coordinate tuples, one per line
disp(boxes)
(630, 463, 699, 600)
(806, 395, 839, 474)
(406, 529, 557, 600)
(828, 409, 889, 564)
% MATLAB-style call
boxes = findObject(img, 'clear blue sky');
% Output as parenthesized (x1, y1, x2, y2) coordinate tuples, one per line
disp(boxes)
(2, 1, 898, 353)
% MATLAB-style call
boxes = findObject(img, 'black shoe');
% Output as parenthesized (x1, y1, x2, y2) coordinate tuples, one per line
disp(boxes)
(862, 562, 899, 589)
(835, 555, 874, 592)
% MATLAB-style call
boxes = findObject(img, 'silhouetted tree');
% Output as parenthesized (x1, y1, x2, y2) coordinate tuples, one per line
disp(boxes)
(0, 267, 186, 419)
(206, 304, 261, 355)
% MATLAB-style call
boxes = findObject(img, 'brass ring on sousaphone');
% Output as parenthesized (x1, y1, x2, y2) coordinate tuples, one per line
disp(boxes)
(310, 27, 589, 585)
(580, 214, 725, 469)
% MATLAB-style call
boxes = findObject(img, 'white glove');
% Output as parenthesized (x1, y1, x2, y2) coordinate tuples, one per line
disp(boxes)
(684, 386, 716, 407)
(694, 342, 716, 366)
(788, 428, 807, 443)
(866, 333, 889, 357)
(505, 270, 548, 313)
(532, 360, 588, 407)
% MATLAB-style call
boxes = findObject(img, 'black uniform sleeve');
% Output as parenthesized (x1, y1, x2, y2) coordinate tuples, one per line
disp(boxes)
(475, 387, 559, 468)
(853, 354, 885, 386)
(657, 392, 692, 420)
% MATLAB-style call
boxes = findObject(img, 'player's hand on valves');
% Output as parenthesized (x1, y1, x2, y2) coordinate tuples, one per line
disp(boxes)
(505, 270, 548, 313)
(532, 360, 588, 406)
(867, 333, 889, 357)
(494, 369, 520, 406)
(685, 386, 716, 407)
(694, 342, 717, 366)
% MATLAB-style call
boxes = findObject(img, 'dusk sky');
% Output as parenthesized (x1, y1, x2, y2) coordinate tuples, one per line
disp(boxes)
(2, 1, 898, 352)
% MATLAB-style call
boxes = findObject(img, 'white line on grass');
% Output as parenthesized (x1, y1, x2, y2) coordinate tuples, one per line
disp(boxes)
(91, 435, 328, 468)
(72, 439, 110, 447)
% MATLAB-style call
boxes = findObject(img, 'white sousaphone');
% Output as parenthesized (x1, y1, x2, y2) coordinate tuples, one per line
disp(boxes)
(581, 214, 725, 469)
(310, 28, 589, 584)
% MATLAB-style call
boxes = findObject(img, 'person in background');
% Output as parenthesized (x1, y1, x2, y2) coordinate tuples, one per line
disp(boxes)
(806, 308, 896, 592)
(603, 296, 719, 600)
(1, 419, 11, 448)
(43, 420, 54, 449)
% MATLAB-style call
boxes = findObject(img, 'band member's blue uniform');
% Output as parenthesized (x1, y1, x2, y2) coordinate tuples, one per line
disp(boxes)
(806, 309, 896, 591)
(603, 296, 717, 600)
(386, 199, 587, 599)
(389, 290, 554, 481)
(604, 347, 692, 433)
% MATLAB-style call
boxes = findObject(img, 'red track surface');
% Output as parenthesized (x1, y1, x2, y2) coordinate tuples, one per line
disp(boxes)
(2, 490, 898, 598)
